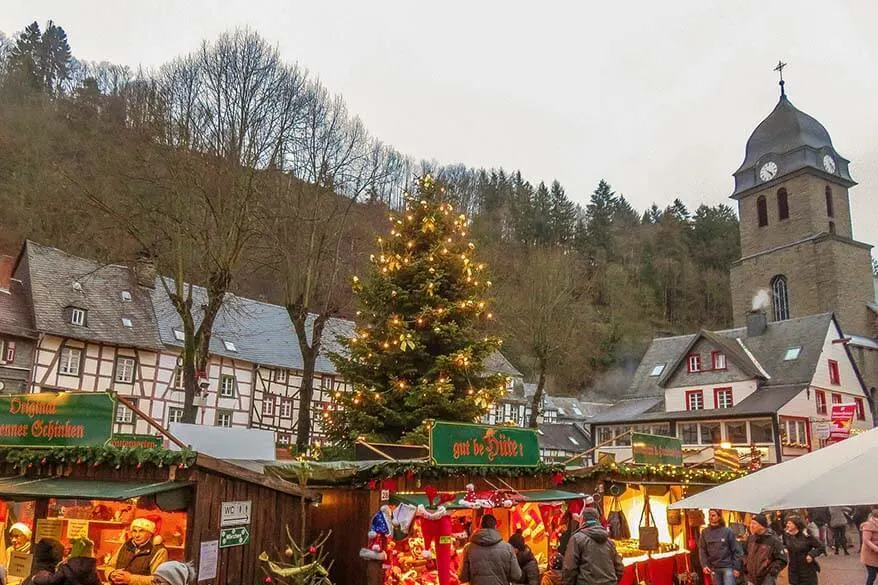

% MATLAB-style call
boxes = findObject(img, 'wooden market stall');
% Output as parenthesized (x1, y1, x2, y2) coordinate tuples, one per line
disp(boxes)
(0, 392, 318, 585)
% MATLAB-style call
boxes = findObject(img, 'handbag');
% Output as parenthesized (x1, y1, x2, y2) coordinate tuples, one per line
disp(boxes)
(607, 495, 631, 539)
(638, 495, 660, 550)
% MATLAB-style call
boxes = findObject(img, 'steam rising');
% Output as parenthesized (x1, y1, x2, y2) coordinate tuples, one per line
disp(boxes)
(752, 289, 771, 311)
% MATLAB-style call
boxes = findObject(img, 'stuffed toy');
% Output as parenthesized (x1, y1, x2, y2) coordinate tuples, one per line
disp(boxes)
(359, 505, 392, 561)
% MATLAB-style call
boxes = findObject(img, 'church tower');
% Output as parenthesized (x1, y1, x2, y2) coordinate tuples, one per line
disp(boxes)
(729, 77, 875, 339)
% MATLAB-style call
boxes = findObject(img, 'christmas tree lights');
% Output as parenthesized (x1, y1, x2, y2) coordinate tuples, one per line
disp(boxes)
(327, 175, 505, 444)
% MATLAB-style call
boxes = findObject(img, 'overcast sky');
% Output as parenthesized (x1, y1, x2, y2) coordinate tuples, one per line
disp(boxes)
(3, 1, 877, 255)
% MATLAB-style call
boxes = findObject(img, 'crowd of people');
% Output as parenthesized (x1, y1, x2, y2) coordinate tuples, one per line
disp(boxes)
(456, 505, 878, 585)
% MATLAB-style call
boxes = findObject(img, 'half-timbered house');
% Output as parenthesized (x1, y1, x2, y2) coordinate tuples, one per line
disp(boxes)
(0, 255, 35, 394)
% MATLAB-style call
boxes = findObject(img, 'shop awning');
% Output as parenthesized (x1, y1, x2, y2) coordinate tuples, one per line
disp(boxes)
(391, 489, 584, 509)
(0, 477, 191, 500)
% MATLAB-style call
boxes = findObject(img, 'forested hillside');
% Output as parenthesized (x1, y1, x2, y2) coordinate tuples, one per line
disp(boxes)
(0, 21, 740, 402)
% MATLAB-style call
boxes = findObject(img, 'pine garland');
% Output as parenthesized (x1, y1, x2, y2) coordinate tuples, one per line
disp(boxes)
(0, 445, 197, 471)
(569, 462, 748, 483)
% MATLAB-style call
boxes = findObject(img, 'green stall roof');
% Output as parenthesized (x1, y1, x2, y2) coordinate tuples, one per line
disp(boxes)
(390, 489, 583, 509)
(0, 477, 190, 500)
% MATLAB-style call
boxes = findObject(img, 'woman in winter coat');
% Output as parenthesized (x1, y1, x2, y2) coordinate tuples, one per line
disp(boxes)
(829, 506, 851, 555)
(860, 509, 878, 585)
(783, 516, 825, 585)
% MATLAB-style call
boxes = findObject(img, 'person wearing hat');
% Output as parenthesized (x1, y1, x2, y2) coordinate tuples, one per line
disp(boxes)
(31, 537, 101, 585)
(152, 561, 196, 585)
(107, 517, 168, 585)
(782, 515, 824, 585)
(7, 522, 33, 559)
(562, 508, 623, 585)
(22, 538, 64, 585)
(743, 513, 787, 585)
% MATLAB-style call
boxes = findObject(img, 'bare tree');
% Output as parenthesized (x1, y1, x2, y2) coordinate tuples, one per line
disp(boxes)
(496, 247, 597, 428)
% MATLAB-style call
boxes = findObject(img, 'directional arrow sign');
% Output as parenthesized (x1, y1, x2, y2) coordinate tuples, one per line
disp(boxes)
(219, 525, 250, 548)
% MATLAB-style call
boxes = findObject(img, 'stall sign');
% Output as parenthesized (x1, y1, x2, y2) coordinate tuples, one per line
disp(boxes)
(0, 392, 114, 447)
(829, 403, 857, 441)
(219, 525, 250, 548)
(7, 551, 32, 578)
(632, 432, 682, 466)
(35, 518, 63, 542)
(109, 433, 164, 448)
(198, 540, 219, 581)
(714, 447, 741, 470)
(221, 500, 252, 527)
(429, 421, 540, 467)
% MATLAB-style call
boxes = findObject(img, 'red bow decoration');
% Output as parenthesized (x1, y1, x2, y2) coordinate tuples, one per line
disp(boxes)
(551, 472, 565, 486)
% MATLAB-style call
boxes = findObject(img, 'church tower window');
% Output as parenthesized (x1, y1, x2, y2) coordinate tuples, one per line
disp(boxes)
(777, 188, 789, 220)
(771, 275, 790, 321)
(757, 195, 768, 227)
(825, 185, 834, 217)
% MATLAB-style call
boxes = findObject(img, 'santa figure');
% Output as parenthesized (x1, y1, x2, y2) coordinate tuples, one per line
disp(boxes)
(417, 486, 454, 585)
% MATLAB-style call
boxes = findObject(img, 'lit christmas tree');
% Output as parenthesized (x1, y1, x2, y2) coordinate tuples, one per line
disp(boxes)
(326, 175, 506, 444)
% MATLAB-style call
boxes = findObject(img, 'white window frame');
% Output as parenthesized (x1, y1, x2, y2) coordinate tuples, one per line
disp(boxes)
(121, 291, 132, 301)
(687, 354, 701, 373)
(115, 356, 136, 383)
(280, 399, 293, 418)
(263, 396, 275, 416)
(321, 375, 334, 390)
(277, 433, 291, 446)
(712, 352, 727, 370)
(2, 340, 15, 363)
(216, 410, 233, 428)
(115, 402, 134, 424)
(784, 347, 801, 361)
(70, 308, 86, 326)
(121, 318, 133, 328)
(715, 388, 733, 409)
(168, 407, 184, 425)
(173, 329, 185, 341)
(219, 375, 236, 398)
(687, 390, 704, 410)
(649, 364, 665, 376)
(222, 340, 237, 352)
(275, 369, 288, 384)
(59, 347, 82, 376)
(171, 367, 183, 390)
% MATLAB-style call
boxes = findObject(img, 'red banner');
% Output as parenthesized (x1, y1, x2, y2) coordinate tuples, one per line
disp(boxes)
(829, 403, 857, 441)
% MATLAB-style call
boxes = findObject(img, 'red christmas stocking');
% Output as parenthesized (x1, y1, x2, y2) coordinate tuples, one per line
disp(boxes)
(420, 514, 453, 585)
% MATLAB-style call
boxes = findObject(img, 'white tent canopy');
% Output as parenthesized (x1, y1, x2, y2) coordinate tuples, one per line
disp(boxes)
(670, 427, 878, 512)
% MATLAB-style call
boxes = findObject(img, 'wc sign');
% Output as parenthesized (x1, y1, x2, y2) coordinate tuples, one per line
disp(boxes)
(220, 500, 252, 527)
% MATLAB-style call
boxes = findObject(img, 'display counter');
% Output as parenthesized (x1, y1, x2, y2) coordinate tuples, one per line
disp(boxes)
(618, 550, 690, 585)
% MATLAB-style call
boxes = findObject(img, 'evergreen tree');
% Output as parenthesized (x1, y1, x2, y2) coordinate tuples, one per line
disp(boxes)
(8, 22, 42, 91)
(327, 175, 505, 445)
(7, 20, 72, 95)
(549, 180, 577, 245)
(641, 203, 663, 224)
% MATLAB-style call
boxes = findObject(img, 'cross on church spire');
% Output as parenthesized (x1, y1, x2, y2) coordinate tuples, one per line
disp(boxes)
(774, 60, 788, 97)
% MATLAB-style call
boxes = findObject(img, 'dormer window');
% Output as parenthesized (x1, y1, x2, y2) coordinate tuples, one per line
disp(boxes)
(222, 340, 237, 352)
(711, 352, 727, 370)
(649, 364, 665, 377)
(687, 354, 701, 373)
(121, 291, 132, 301)
(70, 308, 86, 326)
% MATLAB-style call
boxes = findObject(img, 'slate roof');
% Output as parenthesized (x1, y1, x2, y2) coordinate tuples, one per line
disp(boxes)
(547, 397, 613, 420)
(483, 351, 523, 378)
(587, 397, 665, 424)
(21, 241, 163, 349)
(0, 278, 36, 339)
(589, 385, 805, 425)
(628, 313, 835, 400)
(538, 422, 592, 452)
(658, 329, 767, 386)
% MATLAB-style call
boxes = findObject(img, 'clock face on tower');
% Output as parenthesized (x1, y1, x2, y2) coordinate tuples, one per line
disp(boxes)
(759, 161, 778, 182)
(823, 154, 836, 174)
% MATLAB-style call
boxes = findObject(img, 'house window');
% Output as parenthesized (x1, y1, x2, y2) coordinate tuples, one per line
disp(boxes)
(121, 318, 133, 328)
(219, 375, 236, 397)
(171, 367, 183, 389)
(700, 422, 722, 445)
(597, 427, 614, 445)
(59, 347, 82, 376)
(711, 352, 727, 371)
(777, 188, 789, 220)
(782, 418, 808, 446)
(757, 195, 768, 227)
(216, 410, 233, 428)
(115, 401, 135, 424)
(649, 364, 665, 377)
(70, 308, 86, 326)
(263, 396, 275, 416)
(784, 347, 801, 361)
(222, 340, 237, 352)
(831, 393, 842, 405)
(679, 423, 699, 444)
(815, 390, 827, 415)
(825, 186, 834, 217)
(280, 399, 293, 418)
(828, 360, 840, 385)
(725, 421, 748, 444)
(714, 387, 733, 409)
(2, 341, 16, 363)
(855, 398, 866, 421)
(277, 433, 291, 446)
(173, 329, 185, 341)
(771, 275, 790, 321)
(687, 354, 701, 373)
(750, 420, 774, 443)
(114, 357, 136, 383)
(274, 369, 288, 384)
(121, 291, 132, 301)
(321, 376, 334, 390)
(168, 407, 184, 425)
(686, 390, 704, 411)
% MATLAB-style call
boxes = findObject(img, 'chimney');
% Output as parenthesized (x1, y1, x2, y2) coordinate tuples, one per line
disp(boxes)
(0, 255, 13, 291)
(746, 310, 768, 337)
(133, 251, 157, 289)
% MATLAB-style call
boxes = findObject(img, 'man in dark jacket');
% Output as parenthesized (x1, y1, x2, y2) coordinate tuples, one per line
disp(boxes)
(699, 509, 742, 585)
(509, 532, 539, 585)
(743, 514, 787, 585)
(562, 508, 624, 585)
(459, 514, 522, 585)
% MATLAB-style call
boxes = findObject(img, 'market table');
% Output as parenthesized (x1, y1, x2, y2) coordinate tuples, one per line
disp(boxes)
(618, 551, 690, 585)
